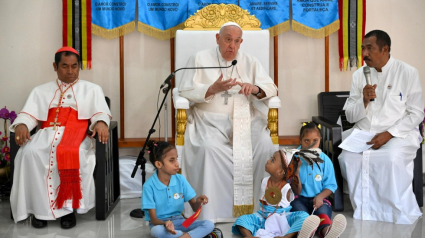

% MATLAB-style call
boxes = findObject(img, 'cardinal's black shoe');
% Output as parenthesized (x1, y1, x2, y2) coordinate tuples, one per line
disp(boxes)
(60, 212, 76, 229)
(31, 216, 47, 228)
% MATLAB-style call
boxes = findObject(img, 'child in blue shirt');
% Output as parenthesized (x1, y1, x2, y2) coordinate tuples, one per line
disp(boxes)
(232, 150, 321, 238)
(289, 122, 347, 238)
(142, 140, 214, 238)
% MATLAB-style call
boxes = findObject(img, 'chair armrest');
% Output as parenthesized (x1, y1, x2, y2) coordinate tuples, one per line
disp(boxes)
(94, 121, 120, 220)
(10, 128, 37, 184)
(172, 88, 190, 109)
(265, 96, 281, 108)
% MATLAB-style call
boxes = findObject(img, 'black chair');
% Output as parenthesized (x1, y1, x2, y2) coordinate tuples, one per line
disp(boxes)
(313, 91, 423, 211)
(9, 97, 120, 220)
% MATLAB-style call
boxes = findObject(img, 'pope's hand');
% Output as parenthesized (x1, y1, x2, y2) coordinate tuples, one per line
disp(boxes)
(208, 74, 238, 94)
(14, 124, 30, 146)
(91, 121, 109, 144)
(237, 82, 259, 96)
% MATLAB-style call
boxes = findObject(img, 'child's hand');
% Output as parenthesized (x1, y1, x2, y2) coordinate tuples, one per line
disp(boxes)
(197, 195, 209, 205)
(313, 195, 324, 209)
(164, 220, 176, 235)
(295, 157, 302, 174)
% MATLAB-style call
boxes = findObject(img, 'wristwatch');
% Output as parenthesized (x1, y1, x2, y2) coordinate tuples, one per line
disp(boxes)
(253, 86, 262, 96)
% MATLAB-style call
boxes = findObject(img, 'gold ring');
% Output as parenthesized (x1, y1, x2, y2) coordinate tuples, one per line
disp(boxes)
(16, 136, 20, 140)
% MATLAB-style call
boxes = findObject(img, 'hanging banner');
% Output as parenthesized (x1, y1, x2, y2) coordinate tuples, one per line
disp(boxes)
(338, 0, 366, 71)
(63, 0, 92, 69)
(91, 0, 136, 39)
(239, 0, 290, 36)
(292, 0, 339, 38)
(189, 0, 238, 17)
(138, 0, 188, 40)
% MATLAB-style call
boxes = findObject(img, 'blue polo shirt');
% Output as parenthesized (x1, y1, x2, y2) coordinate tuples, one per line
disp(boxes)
(142, 171, 196, 221)
(296, 147, 337, 197)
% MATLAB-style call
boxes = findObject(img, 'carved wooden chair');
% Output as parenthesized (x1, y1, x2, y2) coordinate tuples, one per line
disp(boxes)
(172, 3, 281, 164)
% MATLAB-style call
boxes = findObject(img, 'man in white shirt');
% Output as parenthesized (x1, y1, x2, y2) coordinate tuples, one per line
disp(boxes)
(179, 22, 278, 222)
(11, 47, 111, 229)
(339, 30, 423, 224)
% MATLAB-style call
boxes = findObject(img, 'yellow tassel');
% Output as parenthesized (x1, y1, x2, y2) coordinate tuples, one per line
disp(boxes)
(292, 20, 340, 38)
(318, 124, 321, 129)
(138, 22, 185, 40)
(92, 21, 135, 40)
(302, 122, 307, 126)
(268, 20, 290, 37)
(233, 204, 254, 217)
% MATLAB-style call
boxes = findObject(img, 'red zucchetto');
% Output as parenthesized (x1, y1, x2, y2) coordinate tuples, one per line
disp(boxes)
(56, 46, 79, 56)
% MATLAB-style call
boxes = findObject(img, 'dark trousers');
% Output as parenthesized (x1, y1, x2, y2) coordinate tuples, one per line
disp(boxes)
(290, 195, 332, 235)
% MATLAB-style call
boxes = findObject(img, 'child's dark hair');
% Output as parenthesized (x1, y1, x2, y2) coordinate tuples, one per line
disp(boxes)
(299, 121, 322, 140)
(278, 150, 288, 171)
(147, 140, 175, 168)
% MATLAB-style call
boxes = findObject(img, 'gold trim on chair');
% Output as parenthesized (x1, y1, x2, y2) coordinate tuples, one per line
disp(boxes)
(176, 109, 187, 146)
(267, 108, 279, 145)
(184, 4, 261, 30)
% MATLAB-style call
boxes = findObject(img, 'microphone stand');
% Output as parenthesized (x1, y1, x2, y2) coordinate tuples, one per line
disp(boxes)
(128, 61, 236, 218)
(129, 74, 173, 218)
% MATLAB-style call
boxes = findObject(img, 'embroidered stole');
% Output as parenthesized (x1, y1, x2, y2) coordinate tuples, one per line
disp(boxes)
(233, 94, 254, 216)
(42, 107, 88, 209)
(217, 51, 254, 216)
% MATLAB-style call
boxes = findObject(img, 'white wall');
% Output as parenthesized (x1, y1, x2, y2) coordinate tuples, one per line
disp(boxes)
(1, 0, 425, 140)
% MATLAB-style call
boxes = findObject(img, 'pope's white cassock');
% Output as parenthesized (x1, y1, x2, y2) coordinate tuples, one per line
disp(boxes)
(179, 46, 277, 222)
(338, 57, 423, 224)
(10, 79, 111, 222)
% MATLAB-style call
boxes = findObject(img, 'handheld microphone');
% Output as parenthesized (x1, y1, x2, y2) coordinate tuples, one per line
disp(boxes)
(160, 59, 238, 89)
(363, 66, 374, 102)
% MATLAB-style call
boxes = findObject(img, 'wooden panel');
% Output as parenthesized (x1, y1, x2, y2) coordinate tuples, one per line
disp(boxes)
(171, 39, 176, 141)
(119, 137, 175, 148)
(325, 36, 329, 92)
(278, 136, 300, 146)
(119, 36, 125, 139)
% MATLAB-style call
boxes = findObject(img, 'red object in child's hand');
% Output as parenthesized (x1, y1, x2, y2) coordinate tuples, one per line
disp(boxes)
(182, 206, 202, 228)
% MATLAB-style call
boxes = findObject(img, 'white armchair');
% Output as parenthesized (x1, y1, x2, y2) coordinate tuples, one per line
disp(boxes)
(172, 4, 281, 165)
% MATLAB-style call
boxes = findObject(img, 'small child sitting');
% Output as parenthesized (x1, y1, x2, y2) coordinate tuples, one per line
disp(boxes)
(289, 122, 347, 238)
(142, 141, 214, 238)
(232, 149, 321, 238)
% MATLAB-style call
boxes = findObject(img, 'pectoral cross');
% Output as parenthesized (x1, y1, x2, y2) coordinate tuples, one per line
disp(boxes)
(50, 118, 61, 130)
(221, 91, 232, 105)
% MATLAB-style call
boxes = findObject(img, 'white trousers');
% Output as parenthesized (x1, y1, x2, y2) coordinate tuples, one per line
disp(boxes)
(338, 129, 422, 224)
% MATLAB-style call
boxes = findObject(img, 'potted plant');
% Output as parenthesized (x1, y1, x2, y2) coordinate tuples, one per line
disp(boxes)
(0, 107, 16, 195)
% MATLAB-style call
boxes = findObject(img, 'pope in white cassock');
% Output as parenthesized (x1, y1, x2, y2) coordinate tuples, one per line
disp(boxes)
(339, 30, 423, 224)
(10, 47, 111, 229)
(178, 22, 278, 222)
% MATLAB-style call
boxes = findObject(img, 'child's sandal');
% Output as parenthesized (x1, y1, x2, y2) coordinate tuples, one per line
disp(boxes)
(324, 214, 347, 238)
(298, 215, 320, 238)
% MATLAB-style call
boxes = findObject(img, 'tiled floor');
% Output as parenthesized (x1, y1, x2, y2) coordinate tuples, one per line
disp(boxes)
(0, 191, 423, 238)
